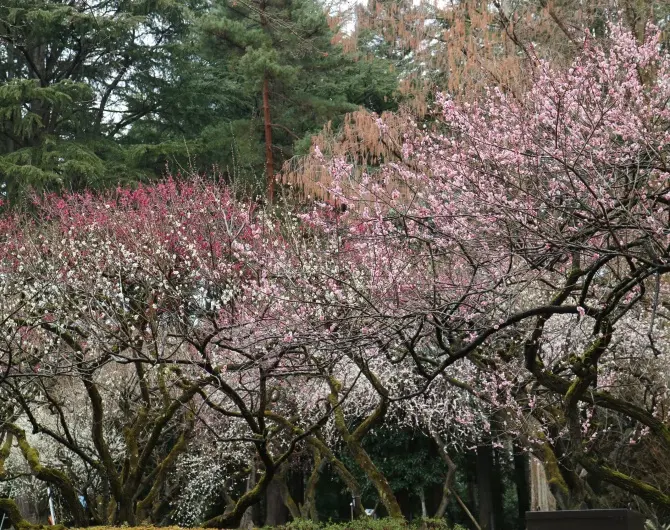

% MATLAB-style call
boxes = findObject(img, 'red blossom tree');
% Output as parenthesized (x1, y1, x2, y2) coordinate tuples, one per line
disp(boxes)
(0, 179, 356, 527)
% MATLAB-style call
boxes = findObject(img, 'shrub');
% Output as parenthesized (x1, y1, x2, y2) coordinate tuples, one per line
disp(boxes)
(271, 517, 459, 530)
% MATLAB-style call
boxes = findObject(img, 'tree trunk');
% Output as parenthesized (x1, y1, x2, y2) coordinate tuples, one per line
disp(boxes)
(301, 449, 324, 520)
(432, 432, 455, 519)
(0, 498, 30, 530)
(276, 464, 300, 521)
(321, 446, 365, 518)
(239, 462, 257, 529)
(418, 489, 427, 518)
(492, 448, 504, 530)
(345, 435, 402, 518)
(7, 425, 87, 526)
(265, 476, 288, 526)
(262, 73, 274, 203)
(467, 453, 478, 516)
(326, 382, 402, 519)
(203, 461, 276, 529)
(476, 445, 494, 530)
(513, 445, 530, 530)
(116, 497, 136, 526)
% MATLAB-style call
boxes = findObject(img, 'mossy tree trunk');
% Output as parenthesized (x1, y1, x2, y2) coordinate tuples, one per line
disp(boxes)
(0, 498, 31, 530)
(299, 448, 325, 520)
(3, 342, 211, 527)
(327, 377, 403, 519)
(264, 411, 366, 518)
(3, 424, 87, 527)
(522, 290, 670, 510)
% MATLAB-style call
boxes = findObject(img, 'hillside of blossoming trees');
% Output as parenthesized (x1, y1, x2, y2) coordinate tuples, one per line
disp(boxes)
(1, 1, 670, 530)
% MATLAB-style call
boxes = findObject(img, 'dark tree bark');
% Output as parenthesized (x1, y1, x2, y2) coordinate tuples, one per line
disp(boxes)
(265, 475, 288, 526)
(513, 444, 530, 530)
(476, 445, 494, 530)
(491, 448, 504, 530)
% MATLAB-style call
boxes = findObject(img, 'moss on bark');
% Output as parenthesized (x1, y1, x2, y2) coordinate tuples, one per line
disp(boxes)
(4, 424, 87, 526)
(327, 378, 403, 519)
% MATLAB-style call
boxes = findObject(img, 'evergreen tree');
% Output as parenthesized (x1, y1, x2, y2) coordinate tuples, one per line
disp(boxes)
(198, 0, 397, 199)
(0, 0, 397, 203)
(0, 0, 200, 200)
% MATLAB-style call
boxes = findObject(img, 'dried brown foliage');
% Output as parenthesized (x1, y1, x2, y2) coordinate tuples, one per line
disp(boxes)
(281, 0, 668, 202)
(281, 109, 412, 204)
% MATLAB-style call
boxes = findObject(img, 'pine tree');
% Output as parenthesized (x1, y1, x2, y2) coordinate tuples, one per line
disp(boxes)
(199, 0, 397, 200)
(0, 0, 200, 200)
(0, 0, 397, 203)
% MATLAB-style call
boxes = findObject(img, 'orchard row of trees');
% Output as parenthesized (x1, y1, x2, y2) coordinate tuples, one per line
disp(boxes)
(2, 11, 670, 528)
(0, 177, 521, 528)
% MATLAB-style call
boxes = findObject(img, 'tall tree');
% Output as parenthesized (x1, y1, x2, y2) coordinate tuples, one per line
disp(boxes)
(303, 20, 670, 515)
(0, 0, 202, 200)
(199, 0, 397, 199)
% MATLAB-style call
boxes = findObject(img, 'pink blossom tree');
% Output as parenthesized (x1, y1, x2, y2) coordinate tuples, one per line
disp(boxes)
(2, 19, 670, 522)
(304, 22, 670, 511)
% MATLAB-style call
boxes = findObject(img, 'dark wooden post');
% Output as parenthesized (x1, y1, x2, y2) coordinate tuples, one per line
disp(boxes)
(526, 509, 646, 530)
